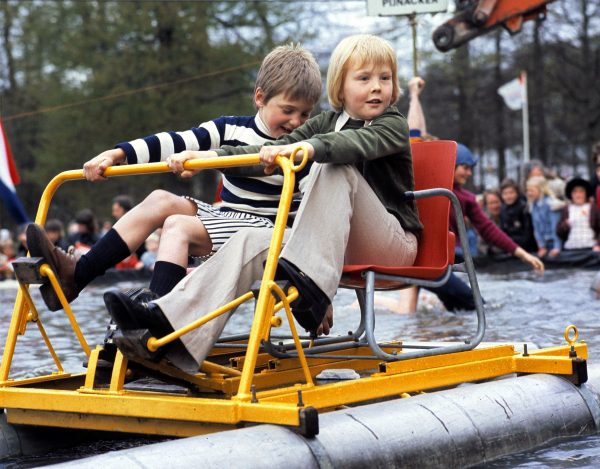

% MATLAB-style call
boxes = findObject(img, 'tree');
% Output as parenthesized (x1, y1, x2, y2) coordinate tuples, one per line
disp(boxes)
(0, 1, 317, 229)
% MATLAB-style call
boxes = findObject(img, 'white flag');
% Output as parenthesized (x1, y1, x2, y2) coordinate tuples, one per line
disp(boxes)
(497, 75, 524, 110)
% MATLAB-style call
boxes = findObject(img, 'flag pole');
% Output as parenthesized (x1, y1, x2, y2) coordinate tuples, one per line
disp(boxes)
(521, 71, 530, 163)
(409, 13, 419, 77)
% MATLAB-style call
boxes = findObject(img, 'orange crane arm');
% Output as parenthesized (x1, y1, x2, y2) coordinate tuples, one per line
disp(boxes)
(433, 0, 556, 52)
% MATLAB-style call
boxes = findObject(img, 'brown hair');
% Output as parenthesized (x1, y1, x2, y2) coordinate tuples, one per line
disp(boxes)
(500, 178, 520, 195)
(254, 44, 322, 108)
(112, 195, 134, 212)
(482, 189, 502, 208)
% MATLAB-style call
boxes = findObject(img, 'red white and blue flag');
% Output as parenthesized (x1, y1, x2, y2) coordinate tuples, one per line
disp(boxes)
(0, 119, 30, 225)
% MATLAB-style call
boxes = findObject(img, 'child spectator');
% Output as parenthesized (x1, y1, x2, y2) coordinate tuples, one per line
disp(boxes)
(480, 189, 503, 256)
(557, 178, 600, 251)
(523, 160, 566, 203)
(546, 170, 566, 202)
(45, 219, 70, 251)
(482, 190, 502, 226)
(0, 238, 17, 280)
(100, 220, 113, 237)
(526, 176, 562, 257)
(15, 226, 28, 258)
(500, 179, 537, 252)
(137, 232, 160, 272)
(68, 209, 100, 254)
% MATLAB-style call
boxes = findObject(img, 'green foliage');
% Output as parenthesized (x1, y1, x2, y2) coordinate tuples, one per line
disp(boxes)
(0, 0, 314, 227)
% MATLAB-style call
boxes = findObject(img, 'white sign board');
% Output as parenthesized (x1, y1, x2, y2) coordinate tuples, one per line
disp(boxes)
(367, 0, 449, 16)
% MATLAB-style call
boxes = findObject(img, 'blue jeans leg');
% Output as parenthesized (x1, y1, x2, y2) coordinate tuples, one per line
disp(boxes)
(425, 272, 476, 311)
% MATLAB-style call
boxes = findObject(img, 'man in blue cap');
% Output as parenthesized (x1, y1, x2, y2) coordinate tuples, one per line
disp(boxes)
(425, 143, 544, 311)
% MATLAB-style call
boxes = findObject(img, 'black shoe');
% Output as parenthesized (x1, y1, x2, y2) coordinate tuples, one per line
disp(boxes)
(275, 258, 330, 333)
(125, 287, 159, 303)
(103, 289, 173, 338)
(102, 288, 159, 356)
(104, 289, 197, 367)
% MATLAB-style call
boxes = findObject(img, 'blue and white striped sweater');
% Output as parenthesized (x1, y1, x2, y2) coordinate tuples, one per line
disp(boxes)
(116, 114, 311, 219)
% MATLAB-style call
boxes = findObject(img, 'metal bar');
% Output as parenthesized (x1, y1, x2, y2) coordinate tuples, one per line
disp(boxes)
(348, 188, 487, 362)
(33, 155, 266, 226)
(0, 387, 304, 427)
(269, 282, 313, 387)
(1, 153, 272, 384)
(109, 351, 128, 394)
(83, 347, 102, 390)
(372, 267, 453, 289)
(200, 360, 242, 377)
(34, 319, 64, 373)
(40, 264, 91, 357)
(261, 286, 367, 358)
(441, 189, 486, 347)
(18, 283, 64, 372)
(147, 292, 255, 352)
(0, 290, 28, 383)
(363, 271, 394, 360)
(236, 146, 309, 401)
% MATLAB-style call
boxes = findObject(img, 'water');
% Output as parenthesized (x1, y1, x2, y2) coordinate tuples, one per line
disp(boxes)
(0, 268, 599, 466)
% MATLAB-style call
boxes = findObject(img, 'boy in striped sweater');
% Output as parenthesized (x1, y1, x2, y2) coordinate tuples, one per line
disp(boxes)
(27, 44, 322, 311)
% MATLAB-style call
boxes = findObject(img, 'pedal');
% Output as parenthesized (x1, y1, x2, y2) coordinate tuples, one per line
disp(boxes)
(12, 257, 49, 284)
(113, 330, 205, 393)
(113, 329, 163, 362)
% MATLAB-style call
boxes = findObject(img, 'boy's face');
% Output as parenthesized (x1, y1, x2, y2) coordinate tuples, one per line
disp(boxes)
(340, 60, 393, 121)
(501, 187, 519, 206)
(571, 186, 588, 205)
(255, 90, 313, 138)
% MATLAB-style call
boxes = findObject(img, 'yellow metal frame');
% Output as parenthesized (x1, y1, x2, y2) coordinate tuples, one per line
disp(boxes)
(0, 150, 590, 437)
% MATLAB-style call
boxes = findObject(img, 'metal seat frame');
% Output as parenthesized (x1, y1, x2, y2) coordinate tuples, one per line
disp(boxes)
(260, 141, 485, 361)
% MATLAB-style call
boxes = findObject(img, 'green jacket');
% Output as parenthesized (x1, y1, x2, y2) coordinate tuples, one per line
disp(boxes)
(217, 106, 422, 235)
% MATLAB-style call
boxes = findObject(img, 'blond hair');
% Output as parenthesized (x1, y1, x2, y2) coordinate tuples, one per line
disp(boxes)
(526, 176, 554, 197)
(327, 34, 401, 112)
(254, 44, 322, 108)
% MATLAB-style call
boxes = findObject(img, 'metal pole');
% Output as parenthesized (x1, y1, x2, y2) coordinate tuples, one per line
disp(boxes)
(409, 13, 418, 77)
(521, 71, 530, 163)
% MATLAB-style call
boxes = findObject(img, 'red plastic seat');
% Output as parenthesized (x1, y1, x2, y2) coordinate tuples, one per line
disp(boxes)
(262, 140, 485, 362)
(341, 140, 457, 289)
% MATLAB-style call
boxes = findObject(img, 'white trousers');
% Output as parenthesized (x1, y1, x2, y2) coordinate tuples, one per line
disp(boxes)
(155, 163, 418, 367)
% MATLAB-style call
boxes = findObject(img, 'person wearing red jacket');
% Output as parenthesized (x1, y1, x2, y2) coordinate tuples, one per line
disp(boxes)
(401, 77, 544, 312)
(425, 144, 544, 311)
